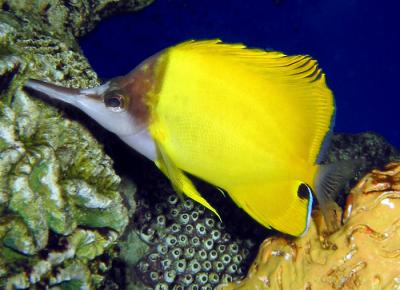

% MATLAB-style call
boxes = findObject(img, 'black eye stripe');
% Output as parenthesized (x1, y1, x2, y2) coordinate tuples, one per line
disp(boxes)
(297, 183, 312, 200)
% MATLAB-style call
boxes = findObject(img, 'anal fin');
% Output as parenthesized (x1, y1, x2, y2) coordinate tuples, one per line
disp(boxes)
(227, 181, 313, 236)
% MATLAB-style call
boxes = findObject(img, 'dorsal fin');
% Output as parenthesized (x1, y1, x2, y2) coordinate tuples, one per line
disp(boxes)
(171, 39, 335, 163)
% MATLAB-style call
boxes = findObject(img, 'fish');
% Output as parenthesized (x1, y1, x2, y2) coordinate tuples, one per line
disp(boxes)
(24, 39, 348, 236)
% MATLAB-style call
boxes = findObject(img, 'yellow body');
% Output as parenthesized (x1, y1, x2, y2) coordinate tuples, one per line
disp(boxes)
(147, 40, 334, 236)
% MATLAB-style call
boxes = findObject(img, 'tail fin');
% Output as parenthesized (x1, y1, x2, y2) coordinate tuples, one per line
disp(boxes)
(315, 160, 362, 232)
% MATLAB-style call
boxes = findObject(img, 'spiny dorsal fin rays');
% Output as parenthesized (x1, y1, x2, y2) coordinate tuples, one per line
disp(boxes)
(288, 59, 323, 80)
(155, 143, 222, 220)
(176, 39, 324, 83)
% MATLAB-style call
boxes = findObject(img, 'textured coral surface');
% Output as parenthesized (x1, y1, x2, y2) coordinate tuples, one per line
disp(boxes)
(114, 175, 258, 290)
(2, 1, 399, 289)
(0, 0, 153, 288)
(0, 31, 128, 290)
(134, 194, 251, 289)
(0, 0, 154, 38)
(218, 162, 400, 289)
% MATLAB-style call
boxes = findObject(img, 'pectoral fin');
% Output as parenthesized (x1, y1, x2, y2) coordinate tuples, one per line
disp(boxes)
(155, 144, 221, 220)
(226, 181, 313, 236)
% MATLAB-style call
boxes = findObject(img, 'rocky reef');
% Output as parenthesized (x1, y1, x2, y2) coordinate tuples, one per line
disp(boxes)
(1, 1, 400, 289)
(0, 0, 153, 39)
(0, 0, 152, 288)
(218, 162, 400, 289)
(0, 85, 128, 288)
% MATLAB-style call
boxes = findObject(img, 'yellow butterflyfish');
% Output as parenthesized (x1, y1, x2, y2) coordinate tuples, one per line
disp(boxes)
(25, 39, 349, 236)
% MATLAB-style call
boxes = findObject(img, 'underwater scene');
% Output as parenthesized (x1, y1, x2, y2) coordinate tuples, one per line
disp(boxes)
(0, 0, 399, 289)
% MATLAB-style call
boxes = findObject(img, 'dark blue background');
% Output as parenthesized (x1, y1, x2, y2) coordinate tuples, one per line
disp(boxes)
(80, 0, 400, 148)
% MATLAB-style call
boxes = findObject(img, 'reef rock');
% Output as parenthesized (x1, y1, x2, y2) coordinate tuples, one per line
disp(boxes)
(218, 162, 400, 289)
(0, 0, 153, 288)
(325, 133, 399, 166)
(0, 0, 154, 38)
(323, 132, 399, 206)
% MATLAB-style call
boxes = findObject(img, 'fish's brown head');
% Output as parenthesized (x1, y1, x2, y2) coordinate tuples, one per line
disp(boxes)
(24, 53, 165, 138)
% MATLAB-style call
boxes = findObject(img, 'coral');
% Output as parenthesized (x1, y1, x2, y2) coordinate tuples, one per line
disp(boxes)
(110, 132, 399, 289)
(218, 162, 400, 289)
(0, 0, 154, 288)
(115, 176, 256, 289)
(0, 56, 129, 289)
(3, 1, 398, 289)
(0, 0, 154, 38)
(134, 195, 252, 288)
(324, 132, 399, 171)
(322, 132, 399, 206)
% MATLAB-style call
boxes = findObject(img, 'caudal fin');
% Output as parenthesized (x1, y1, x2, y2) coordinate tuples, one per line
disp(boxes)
(315, 160, 362, 232)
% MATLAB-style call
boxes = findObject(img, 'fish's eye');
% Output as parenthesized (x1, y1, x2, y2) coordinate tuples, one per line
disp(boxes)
(104, 93, 125, 112)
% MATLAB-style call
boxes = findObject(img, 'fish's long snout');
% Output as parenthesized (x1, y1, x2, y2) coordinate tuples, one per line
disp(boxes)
(24, 78, 148, 145)
(24, 79, 108, 105)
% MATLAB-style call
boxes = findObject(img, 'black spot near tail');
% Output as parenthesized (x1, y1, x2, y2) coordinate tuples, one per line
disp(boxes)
(297, 183, 312, 200)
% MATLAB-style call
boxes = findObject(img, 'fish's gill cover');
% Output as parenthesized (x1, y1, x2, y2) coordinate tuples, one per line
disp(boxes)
(0, 1, 157, 287)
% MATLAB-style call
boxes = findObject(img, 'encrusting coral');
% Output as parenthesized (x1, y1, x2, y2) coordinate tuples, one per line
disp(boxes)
(0, 27, 128, 290)
(0, 0, 153, 288)
(218, 162, 400, 289)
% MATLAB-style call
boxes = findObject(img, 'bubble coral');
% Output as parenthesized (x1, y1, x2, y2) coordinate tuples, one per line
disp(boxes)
(218, 162, 400, 289)
(131, 186, 255, 289)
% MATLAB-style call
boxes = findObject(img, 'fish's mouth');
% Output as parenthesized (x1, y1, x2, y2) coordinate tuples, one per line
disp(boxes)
(24, 79, 108, 106)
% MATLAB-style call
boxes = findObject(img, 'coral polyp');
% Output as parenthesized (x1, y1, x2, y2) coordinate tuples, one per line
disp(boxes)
(132, 188, 254, 288)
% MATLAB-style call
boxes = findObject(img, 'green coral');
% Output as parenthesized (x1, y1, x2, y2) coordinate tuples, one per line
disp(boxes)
(0, 0, 155, 287)
(0, 69, 129, 288)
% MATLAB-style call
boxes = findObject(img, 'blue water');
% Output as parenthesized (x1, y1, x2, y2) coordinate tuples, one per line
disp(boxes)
(80, 0, 400, 148)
